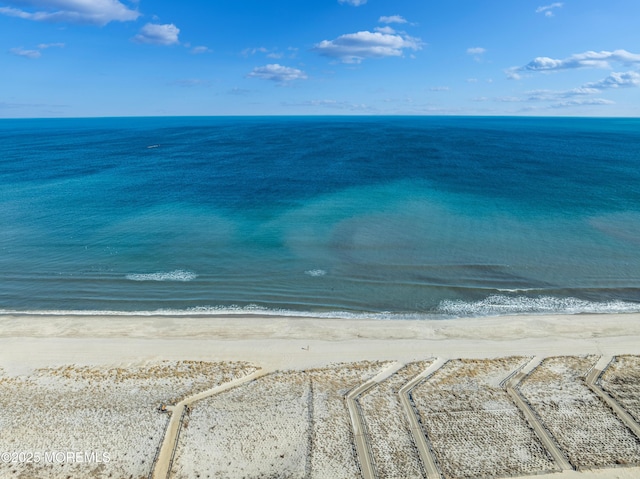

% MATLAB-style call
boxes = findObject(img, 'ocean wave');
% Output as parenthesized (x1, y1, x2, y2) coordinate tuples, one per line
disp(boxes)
(304, 269, 327, 277)
(2, 295, 640, 320)
(495, 288, 545, 293)
(125, 270, 197, 282)
(0, 305, 426, 320)
(437, 294, 640, 316)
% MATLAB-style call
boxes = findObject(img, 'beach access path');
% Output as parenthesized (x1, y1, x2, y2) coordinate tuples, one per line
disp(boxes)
(152, 368, 268, 479)
(2, 312, 640, 479)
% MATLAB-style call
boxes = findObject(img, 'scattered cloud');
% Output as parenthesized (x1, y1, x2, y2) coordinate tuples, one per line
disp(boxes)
(524, 88, 599, 101)
(505, 68, 522, 80)
(502, 96, 530, 103)
(314, 31, 422, 64)
(584, 71, 640, 89)
(247, 64, 307, 84)
(429, 86, 450, 91)
(283, 99, 375, 112)
(133, 23, 180, 45)
(9, 42, 64, 59)
(38, 42, 65, 49)
(536, 3, 563, 17)
(338, 0, 367, 5)
(374, 26, 396, 34)
(241, 46, 290, 59)
(10, 47, 40, 58)
(190, 46, 211, 54)
(476, 92, 615, 110)
(466, 78, 478, 83)
(562, 87, 600, 96)
(491, 70, 637, 108)
(467, 47, 486, 55)
(242, 47, 268, 57)
(467, 47, 486, 62)
(379, 15, 407, 24)
(0, 0, 140, 25)
(550, 98, 615, 108)
(228, 87, 251, 95)
(514, 49, 640, 74)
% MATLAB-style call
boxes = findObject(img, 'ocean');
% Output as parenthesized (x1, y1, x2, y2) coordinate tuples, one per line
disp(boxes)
(1, 116, 639, 319)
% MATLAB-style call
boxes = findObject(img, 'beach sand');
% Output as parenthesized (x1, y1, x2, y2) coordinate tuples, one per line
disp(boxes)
(1, 312, 640, 479)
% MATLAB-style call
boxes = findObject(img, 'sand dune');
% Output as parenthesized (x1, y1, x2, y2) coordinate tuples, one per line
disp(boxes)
(1, 312, 640, 479)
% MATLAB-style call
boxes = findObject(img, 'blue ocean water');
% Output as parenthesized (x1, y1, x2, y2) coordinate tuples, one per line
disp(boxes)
(1, 116, 640, 318)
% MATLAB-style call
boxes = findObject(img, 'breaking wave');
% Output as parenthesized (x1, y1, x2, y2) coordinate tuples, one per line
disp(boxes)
(2, 296, 640, 320)
(304, 269, 327, 277)
(125, 270, 197, 282)
(437, 294, 640, 317)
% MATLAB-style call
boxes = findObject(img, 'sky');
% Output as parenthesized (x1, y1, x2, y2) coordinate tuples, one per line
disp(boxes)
(1, 0, 639, 117)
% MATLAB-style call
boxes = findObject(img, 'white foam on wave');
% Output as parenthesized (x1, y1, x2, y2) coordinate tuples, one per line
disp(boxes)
(496, 288, 544, 293)
(2, 296, 639, 320)
(125, 270, 197, 282)
(438, 294, 640, 317)
(304, 269, 327, 277)
(0, 305, 425, 320)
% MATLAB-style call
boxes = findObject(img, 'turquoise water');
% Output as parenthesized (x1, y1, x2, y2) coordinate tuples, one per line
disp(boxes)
(1, 116, 640, 318)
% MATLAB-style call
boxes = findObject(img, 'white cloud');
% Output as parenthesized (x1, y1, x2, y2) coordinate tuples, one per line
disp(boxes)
(190, 46, 211, 54)
(550, 98, 615, 108)
(241, 47, 288, 59)
(505, 68, 522, 80)
(374, 26, 396, 34)
(467, 47, 486, 55)
(584, 71, 640, 89)
(338, 0, 367, 5)
(518, 50, 640, 73)
(314, 31, 422, 63)
(499, 96, 525, 103)
(228, 87, 250, 95)
(477, 90, 616, 109)
(536, 3, 563, 17)
(9, 42, 64, 59)
(133, 23, 180, 46)
(530, 87, 599, 100)
(467, 47, 486, 62)
(0, 0, 139, 25)
(9, 47, 41, 58)
(506, 72, 638, 105)
(38, 42, 65, 49)
(563, 87, 600, 96)
(379, 15, 407, 24)
(429, 86, 450, 91)
(247, 64, 307, 84)
(241, 47, 268, 57)
(283, 99, 375, 112)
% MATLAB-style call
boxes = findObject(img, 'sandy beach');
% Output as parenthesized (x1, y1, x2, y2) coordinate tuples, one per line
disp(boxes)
(2, 312, 640, 371)
(1, 312, 640, 479)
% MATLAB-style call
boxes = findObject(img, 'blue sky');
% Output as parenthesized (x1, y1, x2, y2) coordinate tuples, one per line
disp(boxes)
(2, 0, 639, 117)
